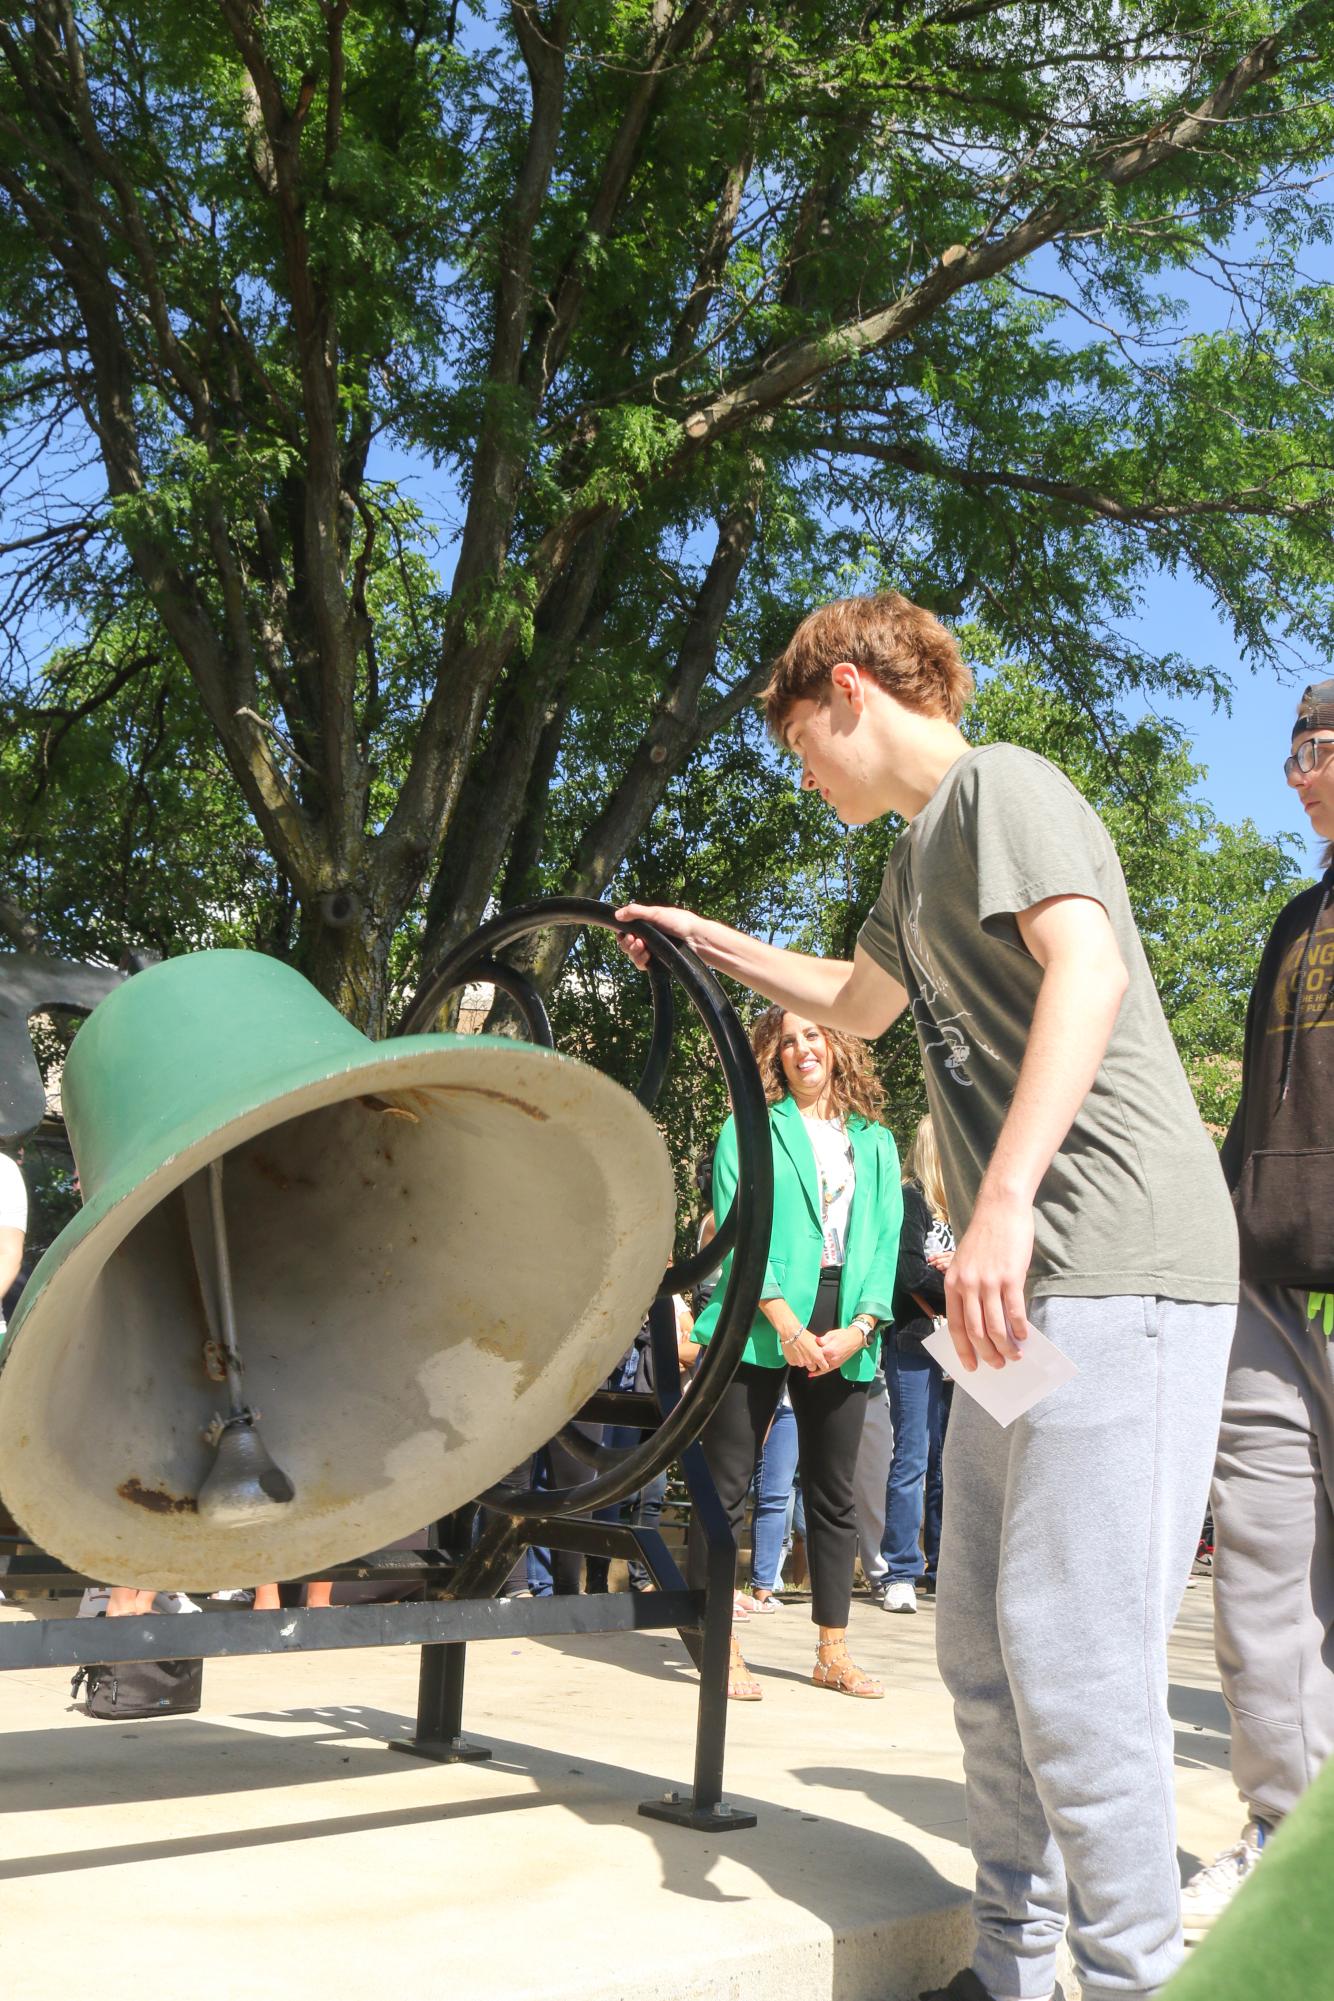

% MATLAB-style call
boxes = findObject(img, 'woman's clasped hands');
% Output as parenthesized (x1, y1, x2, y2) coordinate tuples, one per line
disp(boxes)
(779, 1325, 824, 1372)
(781, 1324, 865, 1374)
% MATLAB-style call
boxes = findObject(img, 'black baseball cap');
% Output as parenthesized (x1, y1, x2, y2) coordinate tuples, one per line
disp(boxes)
(1293, 677, 1334, 740)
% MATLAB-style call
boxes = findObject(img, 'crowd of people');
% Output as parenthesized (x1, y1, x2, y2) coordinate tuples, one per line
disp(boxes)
(1, 591, 1328, 2001)
(616, 598, 1332, 2001)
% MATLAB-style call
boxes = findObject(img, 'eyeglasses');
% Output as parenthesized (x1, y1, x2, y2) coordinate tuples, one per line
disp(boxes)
(1283, 735, 1334, 780)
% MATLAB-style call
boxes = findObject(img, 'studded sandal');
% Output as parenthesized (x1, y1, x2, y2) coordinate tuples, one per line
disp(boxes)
(812, 1639, 884, 1698)
(728, 1636, 763, 1701)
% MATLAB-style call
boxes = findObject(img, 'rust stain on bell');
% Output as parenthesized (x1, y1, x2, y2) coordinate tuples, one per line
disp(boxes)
(475, 1335, 515, 1361)
(249, 1153, 314, 1192)
(117, 1478, 199, 1515)
(428, 1084, 549, 1122)
(474, 1326, 557, 1395)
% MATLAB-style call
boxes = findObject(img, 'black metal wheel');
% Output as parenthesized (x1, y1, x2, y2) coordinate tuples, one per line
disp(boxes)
(399, 898, 772, 1518)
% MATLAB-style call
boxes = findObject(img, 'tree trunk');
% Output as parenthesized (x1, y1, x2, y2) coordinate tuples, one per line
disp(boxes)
(294, 894, 393, 1037)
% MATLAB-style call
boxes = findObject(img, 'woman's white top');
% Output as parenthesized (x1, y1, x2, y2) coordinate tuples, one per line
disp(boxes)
(0, 1152, 27, 1337)
(803, 1115, 855, 1265)
(0, 1154, 26, 1235)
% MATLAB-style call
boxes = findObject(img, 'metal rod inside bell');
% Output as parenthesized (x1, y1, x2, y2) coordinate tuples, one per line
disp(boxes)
(194, 1158, 296, 1526)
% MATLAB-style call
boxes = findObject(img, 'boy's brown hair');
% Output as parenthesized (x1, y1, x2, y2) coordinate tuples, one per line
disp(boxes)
(763, 592, 973, 737)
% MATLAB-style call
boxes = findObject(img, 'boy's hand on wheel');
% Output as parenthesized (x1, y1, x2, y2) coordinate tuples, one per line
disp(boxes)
(615, 902, 717, 971)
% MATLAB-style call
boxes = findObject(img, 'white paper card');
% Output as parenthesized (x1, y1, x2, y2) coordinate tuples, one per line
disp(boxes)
(921, 1323, 1077, 1428)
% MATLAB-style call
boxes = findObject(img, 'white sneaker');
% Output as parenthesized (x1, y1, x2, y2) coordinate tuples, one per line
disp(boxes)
(154, 1591, 201, 1615)
(881, 1579, 918, 1614)
(1181, 1819, 1268, 1939)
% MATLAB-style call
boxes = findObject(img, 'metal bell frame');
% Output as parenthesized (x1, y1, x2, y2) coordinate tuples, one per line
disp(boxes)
(402, 899, 772, 1511)
(392, 899, 773, 1828)
(0, 901, 773, 1835)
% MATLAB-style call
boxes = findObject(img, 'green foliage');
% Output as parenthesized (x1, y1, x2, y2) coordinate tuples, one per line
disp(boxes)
(548, 658, 1305, 1198)
(966, 667, 1307, 1134)
(0, 620, 294, 964)
(0, 0, 1330, 1071)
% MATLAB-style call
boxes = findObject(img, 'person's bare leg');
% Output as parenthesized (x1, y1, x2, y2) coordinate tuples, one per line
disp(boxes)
(305, 1581, 333, 1608)
(253, 1583, 280, 1610)
(106, 1587, 156, 1616)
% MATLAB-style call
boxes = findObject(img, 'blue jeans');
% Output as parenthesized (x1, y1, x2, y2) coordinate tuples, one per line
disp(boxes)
(525, 1427, 620, 1595)
(525, 1444, 582, 1596)
(749, 1401, 802, 1590)
(603, 1422, 668, 1590)
(882, 1337, 951, 1581)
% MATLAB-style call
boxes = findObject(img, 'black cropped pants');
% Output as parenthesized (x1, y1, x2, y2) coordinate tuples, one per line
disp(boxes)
(687, 1269, 870, 1627)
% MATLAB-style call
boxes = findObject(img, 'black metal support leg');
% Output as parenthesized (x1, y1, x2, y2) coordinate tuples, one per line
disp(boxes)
(389, 1640, 492, 1765)
(388, 1510, 522, 1764)
(637, 1437, 756, 1834)
(445, 1508, 524, 1602)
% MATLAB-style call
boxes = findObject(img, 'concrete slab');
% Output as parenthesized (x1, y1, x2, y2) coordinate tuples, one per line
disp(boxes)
(0, 1581, 1237, 2001)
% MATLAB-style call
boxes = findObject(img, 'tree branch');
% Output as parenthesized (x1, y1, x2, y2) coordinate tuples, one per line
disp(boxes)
(0, 894, 43, 953)
(217, 0, 362, 833)
(416, 515, 618, 965)
(829, 435, 1334, 523)
(449, 0, 571, 597)
(550, 491, 758, 914)
(668, 2, 1328, 453)
(520, 0, 727, 405)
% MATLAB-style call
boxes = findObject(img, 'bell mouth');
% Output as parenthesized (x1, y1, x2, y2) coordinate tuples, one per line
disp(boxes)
(0, 1041, 674, 1589)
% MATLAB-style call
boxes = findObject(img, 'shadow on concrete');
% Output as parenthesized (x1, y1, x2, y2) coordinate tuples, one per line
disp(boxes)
(795, 1766, 969, 1847)
(467, 1734, 971, 1941)
(1169, 1682, 1229, 1731)
(532, 1628, 698, 1682)
(1168, 1680, 1231, 1774)
(1172, 1731, 1230, 1774)
(0, 1703, 527, 1815)
(0, 1712, 967, 1944)
(0, 1789, 552, 1881)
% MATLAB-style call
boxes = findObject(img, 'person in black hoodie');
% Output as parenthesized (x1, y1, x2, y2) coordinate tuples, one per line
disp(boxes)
(1181, 676, 1334, 1940)
(878, 1115, 954, 1614)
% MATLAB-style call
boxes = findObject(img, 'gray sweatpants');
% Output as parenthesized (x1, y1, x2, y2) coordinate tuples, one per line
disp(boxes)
(935, 1295, 1233, 2001)
(1212, 1280, 1334, 1826)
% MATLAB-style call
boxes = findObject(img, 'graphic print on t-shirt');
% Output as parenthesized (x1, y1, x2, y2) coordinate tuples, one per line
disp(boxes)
(1265, 901, 1334, 1036)
(925, 1215, 955, 1261)
(902, 891, 999, 1088)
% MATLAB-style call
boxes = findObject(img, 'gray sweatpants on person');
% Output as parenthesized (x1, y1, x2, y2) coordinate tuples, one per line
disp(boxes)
(853, 1381, 894, 1586)
(935, 1295, 1233, 2001)
(1212, 1280, 1334, 1827)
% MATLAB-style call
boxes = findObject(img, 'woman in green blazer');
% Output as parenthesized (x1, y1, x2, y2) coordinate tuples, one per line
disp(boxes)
(691, 1006, 902, 1700)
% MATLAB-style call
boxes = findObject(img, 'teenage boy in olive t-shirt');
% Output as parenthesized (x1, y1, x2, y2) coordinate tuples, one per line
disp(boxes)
(619, 592, 1237, 2001)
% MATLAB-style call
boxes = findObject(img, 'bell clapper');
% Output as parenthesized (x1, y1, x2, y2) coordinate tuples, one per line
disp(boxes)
(192, 1156, 296, 1524)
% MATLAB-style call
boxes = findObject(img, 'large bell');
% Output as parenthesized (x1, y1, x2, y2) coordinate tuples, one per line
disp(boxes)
(0, 950, 674, 1590)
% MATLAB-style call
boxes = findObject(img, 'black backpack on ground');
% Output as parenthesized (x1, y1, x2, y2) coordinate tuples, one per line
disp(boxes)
(71, 1653, 203, 1719)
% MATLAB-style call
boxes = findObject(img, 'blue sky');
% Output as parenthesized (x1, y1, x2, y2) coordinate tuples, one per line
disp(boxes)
(1118, 567, 1322, 862)
(367, 424, 1324, 862)
(9, 72, 1330, 886)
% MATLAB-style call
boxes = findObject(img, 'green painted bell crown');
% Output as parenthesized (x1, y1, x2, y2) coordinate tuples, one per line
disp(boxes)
(0, 948, 675, 1592)
(62, 950, 432, 1216)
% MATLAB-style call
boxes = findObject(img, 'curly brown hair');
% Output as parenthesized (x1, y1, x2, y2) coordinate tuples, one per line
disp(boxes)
(749, 1006, 887, 1125)
(763, 592, 974, 739)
